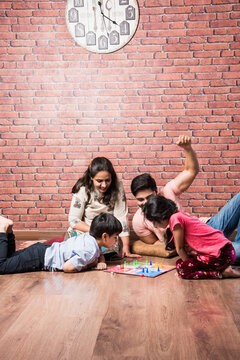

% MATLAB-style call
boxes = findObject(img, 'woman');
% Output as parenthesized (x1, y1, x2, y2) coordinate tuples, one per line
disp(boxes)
(65, 157, 139, 258)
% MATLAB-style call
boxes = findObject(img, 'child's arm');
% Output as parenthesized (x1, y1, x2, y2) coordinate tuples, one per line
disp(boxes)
(172, 224, 189, 261)
(62, 258, 99, 273)
(94, 253, 107, 270)
(62, 260, 78, 273)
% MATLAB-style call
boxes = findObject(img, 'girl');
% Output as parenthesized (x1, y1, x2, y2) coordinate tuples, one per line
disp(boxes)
(142, 195, 240, 279)
(65, 157, 139, 258)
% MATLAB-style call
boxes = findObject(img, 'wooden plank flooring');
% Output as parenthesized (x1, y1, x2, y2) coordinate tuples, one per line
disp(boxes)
(0, 250, 240, 360)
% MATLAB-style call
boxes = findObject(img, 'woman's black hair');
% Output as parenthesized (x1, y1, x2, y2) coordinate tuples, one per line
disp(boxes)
(72, 157, 119, 206)
(142, 195, 178, 223)
(89, 213, 122, 239)
(130, 173, 157, 197)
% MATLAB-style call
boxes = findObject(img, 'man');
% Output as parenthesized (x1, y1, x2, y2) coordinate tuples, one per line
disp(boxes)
(131, 135, 199, 249)
(131, 135, 240, 264)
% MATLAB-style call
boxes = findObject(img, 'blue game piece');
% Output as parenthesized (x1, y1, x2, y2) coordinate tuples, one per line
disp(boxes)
(150, 261, 152, 266)
(157, 267, 160, 271)
(142, 268, 144, 273)
(146, 268, 148, 273)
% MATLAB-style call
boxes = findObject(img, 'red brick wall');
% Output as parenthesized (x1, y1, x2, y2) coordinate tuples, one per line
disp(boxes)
(0, 0, 239, 230)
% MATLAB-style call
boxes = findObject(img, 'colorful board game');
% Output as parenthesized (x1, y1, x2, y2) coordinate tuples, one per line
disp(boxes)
(105, 260, 175, 278)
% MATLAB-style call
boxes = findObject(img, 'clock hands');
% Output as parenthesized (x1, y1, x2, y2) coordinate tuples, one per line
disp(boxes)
(97, 1, 118, 26)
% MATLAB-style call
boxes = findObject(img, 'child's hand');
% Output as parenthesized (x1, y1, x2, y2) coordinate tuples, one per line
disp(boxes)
(95, 262, 107, 270)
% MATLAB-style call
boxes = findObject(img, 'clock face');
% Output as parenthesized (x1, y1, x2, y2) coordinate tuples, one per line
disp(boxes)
(66, 0, 139, 53)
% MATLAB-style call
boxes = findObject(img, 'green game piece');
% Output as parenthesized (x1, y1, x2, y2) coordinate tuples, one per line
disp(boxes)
(124, 261, 127, 267)
(146, 260, 148, 266)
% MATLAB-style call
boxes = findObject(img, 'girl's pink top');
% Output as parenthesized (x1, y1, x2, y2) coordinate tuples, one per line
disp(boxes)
(169, 211, 231, 258)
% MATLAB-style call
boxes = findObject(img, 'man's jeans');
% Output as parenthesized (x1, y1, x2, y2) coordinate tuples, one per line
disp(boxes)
(207, 192, 240, 265)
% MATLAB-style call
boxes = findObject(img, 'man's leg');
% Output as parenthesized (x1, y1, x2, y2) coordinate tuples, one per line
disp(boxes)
(207, 192, 240, 241)
(232, 243, 240, 265)
(206, 193, 240, 265)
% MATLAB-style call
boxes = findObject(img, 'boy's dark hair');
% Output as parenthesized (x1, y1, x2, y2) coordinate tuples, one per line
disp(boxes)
(130, 173, 157, 197)
(89, 213, 122, 239)
(142, 195, 178, 223)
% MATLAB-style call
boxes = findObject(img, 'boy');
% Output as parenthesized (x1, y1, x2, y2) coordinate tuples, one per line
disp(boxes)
(0, 213, 122, 274)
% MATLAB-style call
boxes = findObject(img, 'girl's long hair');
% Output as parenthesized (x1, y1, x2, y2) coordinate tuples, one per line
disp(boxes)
(72, 157, 119, 206)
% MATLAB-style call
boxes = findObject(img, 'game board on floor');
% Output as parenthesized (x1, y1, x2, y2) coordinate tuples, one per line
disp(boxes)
(105, 260, 175, 278)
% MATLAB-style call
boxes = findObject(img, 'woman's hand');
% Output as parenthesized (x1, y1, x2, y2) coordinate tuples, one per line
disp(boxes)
(120, 236, 142, 258)
(121, 246, 142, 258)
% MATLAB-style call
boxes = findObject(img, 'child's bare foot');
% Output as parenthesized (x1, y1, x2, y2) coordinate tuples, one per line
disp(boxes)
(222, 266, 240, 278)
(0, 216, 13, 233)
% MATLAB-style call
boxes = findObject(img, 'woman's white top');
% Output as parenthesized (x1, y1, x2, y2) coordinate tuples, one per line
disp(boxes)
(67, 180, 129, 238)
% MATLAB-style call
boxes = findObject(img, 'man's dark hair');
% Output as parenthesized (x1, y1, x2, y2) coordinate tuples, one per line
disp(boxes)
(89, 213, 122, 239)
(142, 195, 178, 223)
(130, 173, 157, 197)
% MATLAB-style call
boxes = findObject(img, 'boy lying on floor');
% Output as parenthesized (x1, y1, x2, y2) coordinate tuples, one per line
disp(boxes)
(0, 213, 122, 274)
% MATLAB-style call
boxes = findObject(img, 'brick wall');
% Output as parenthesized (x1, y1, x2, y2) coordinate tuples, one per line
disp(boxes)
(0, 0, 239, 230)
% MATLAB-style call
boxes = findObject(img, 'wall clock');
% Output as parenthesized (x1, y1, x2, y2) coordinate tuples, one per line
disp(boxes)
(66, 0, 139, 53)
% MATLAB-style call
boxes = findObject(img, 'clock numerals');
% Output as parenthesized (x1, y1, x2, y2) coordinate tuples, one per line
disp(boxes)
(119, 0, 129, 5)
(120, 21, 130, 36)
(86, 31, 96, 46)
(126, 5, 135, 20)
(74, 0, 84, 7)
(98, 35, 108, 50)
(110, 31, 120, 45)
(75, 23, 85, 37)
(68, 8, 79, 23)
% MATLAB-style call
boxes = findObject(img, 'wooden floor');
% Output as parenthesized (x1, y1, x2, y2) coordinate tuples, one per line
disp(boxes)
(0, 241, 240, 360)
